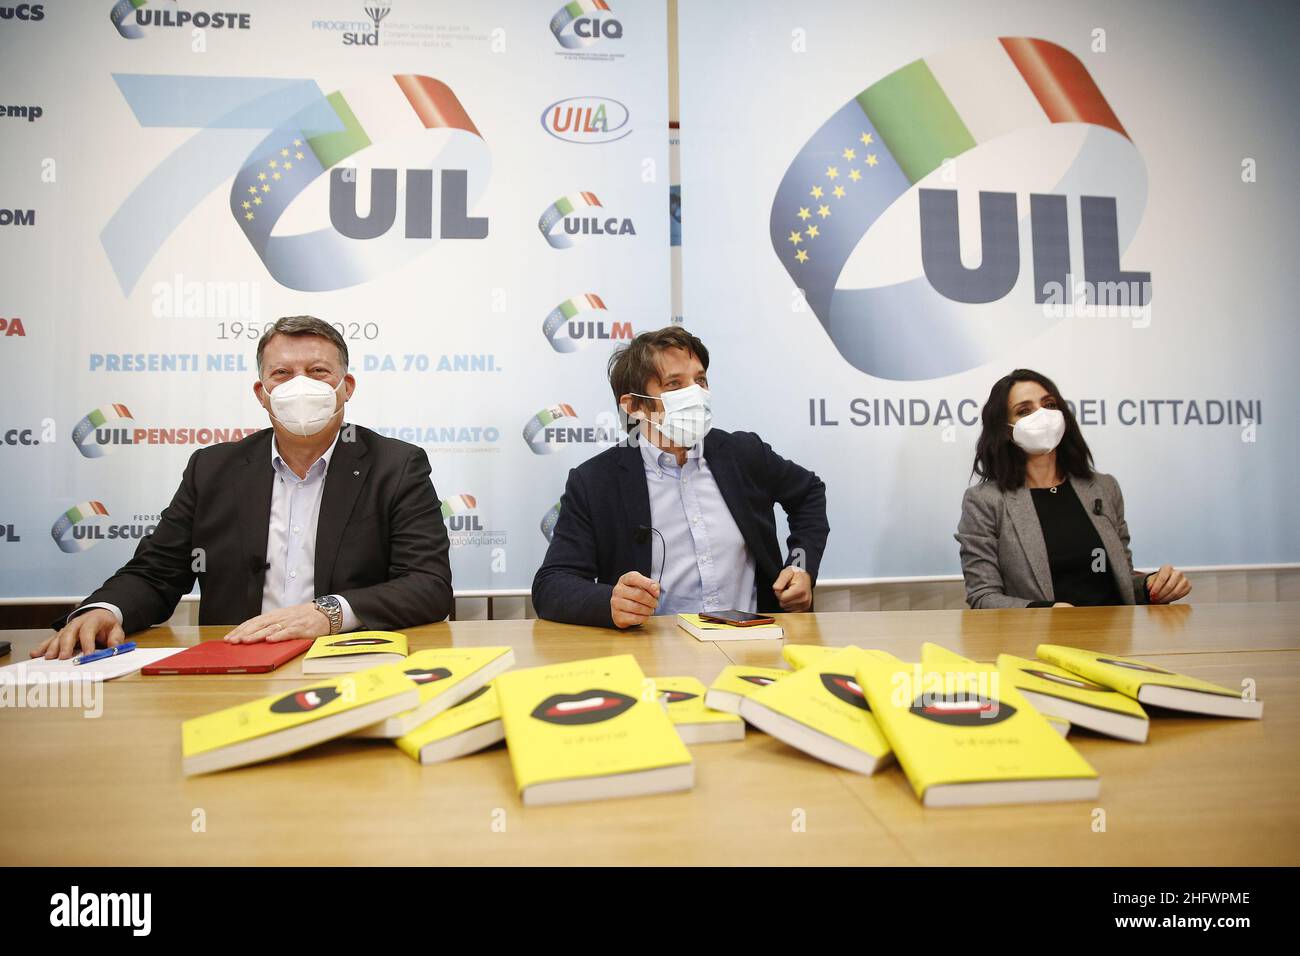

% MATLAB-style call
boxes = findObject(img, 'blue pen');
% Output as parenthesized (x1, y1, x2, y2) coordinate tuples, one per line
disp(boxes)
(72, 642, 137, 665)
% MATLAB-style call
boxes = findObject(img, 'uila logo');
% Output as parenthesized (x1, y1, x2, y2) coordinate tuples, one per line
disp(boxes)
(542, 96, 631, 143)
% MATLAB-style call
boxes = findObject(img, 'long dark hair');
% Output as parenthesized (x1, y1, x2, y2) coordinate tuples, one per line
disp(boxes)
(972, 369, 1094, 491)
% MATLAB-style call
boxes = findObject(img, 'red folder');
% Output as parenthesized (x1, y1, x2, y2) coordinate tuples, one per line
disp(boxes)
(141, 638, 312, 675)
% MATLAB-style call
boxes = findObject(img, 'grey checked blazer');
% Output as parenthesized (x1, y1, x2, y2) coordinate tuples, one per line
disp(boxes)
(955, 472, 1150, 609)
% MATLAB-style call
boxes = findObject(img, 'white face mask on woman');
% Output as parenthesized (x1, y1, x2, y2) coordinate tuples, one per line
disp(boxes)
(630, 383, 713, 448)
(265, 374, 345, 437)
(1010, 406, 1065, 456)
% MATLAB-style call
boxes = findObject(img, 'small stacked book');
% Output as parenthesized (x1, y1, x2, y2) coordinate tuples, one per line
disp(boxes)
(676, 613, 784, 641)
(302, 631, 408, 674)
(703, 664, 790, 715)
(652, 676, 745, 743)
(395, 684, 506, 765)
(998, 653, 1149, 742)
(353, 645, 515, 739)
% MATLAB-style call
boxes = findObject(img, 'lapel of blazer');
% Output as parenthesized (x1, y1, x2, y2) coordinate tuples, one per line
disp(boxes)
(1005, 485, 1054, 601)
(1069, 474, 1136, 604)
(314, 426, 371, 594)
(236, 431, 275, 620)
(615, 442, 653, 575)
(700, 430, 768, 573)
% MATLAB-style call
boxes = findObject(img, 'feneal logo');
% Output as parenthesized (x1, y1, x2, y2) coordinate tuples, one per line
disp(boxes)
(549, 0, 621, 50)
(537, 192, 635, 249)
(0, 4, 44, 22)
(0, 315, 27, 336)
(440, 493, 481, 532)
(771, 36, 1150, 381)
(522, 404, 622, 455)
(542, 96, 631, 144)
(0, 208, 35, 226)
(50, 501, 157, 553)
(49, 885, 151, 936)
(110, 0, 251, 39)
(230, 74, 489, 291)
(543, 293, 632, 353)
(2, 104, 42, 122)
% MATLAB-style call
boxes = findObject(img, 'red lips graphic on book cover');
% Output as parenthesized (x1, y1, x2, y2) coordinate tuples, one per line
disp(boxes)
(531, 689, 636, 725)
(821, 673, 870, 710)
(270, 686, 342, 714)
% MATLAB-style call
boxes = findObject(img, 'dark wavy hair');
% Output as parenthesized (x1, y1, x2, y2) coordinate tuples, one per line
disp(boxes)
(972, 369, 1094, 491)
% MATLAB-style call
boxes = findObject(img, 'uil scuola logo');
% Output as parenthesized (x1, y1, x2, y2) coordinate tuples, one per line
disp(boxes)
(771, 36, 1151, 381)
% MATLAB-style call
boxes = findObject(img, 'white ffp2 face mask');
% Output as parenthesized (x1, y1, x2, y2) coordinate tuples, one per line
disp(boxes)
(265, 374, 345, 437)
(632, 383, 712, 448)
(1010, 406, 1066, 455)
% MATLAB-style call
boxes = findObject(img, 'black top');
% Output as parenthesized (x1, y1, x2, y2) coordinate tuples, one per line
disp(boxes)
(1027, 481, 1124, 607)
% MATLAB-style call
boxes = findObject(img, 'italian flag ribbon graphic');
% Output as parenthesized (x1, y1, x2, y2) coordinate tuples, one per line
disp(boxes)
(538, 192, 603, 249)
(539, 501, 563, 542)
(440, 494, 478, 519)
(770, 37, 1146, 381)
(51, 501, 110, 554)
(230, 74, 489, 292)
(522, 404, 580, 454)
(72, 404, 134, 459)
(109, 0, 149, 39)
(543, 293, 608, 352)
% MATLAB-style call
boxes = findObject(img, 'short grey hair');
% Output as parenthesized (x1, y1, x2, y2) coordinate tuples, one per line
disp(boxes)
(256, 316, 349, 375)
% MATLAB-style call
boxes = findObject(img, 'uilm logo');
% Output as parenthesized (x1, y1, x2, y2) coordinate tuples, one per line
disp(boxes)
(49, 885, 151, 936)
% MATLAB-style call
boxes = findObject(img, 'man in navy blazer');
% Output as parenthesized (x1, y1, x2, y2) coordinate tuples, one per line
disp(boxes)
(532, 326, 829, 629)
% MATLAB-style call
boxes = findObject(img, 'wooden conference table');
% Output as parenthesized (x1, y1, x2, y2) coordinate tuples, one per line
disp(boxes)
(1, 603, 1297, 866)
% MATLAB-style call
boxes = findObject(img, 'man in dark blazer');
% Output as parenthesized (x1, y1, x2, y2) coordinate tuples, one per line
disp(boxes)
(532, 327, 829, 629)
(35, 316, 453, 659)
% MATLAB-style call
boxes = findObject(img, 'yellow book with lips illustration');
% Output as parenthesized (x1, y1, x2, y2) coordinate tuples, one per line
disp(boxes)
(783, 644, 901, 670)
(1036, 644, 1263, 719)
(302, 631, 408, 674)
(395, 683, 505, 765)
(739, 646, 892, 774)
(496, 654, 694, 806)
(998, 653, 1149, 742)
(652, 676, 745, 744)
(855, 645, 1099, 807)
(703, 664, 790, 715)
(181, 663, 419, 776)
(352, 645, 515, 739)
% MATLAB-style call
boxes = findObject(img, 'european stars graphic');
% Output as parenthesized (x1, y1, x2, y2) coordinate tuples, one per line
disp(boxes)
(791, 130, 882, 264)
(242, 140, 308, 221)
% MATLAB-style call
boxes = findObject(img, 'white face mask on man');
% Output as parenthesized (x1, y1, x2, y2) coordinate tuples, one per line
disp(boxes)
(630, 383, 713, 448)
(264, 374, 345, 437)
(1010, 406, 1066, 456)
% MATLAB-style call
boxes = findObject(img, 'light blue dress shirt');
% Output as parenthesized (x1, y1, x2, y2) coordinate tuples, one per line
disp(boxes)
(639, 437, 757, 616)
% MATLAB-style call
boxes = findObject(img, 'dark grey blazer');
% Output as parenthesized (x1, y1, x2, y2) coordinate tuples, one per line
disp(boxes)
(955, 472, 1149, 609)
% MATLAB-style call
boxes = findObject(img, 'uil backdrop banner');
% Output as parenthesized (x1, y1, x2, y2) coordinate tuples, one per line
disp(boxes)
(677, 0, 1300, 581)
(0, 0, 669, 599)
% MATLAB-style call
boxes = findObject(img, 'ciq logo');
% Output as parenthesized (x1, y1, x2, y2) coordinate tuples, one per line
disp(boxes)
(541, 96, 631, 144)
(549, 0, 622, 49)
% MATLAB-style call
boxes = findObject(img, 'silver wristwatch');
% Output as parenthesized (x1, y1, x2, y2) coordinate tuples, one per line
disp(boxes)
(312, 595, 343, 635)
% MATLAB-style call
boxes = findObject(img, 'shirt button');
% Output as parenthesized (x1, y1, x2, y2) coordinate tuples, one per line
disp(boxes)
(292, 526, 300, 534)
(290, 571, 297, 579)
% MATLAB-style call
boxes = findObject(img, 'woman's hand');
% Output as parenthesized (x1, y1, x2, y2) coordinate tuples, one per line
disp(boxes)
(1146, 565, 1192, 604)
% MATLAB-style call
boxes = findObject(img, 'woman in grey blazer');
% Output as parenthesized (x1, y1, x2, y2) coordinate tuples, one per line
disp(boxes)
(956, 369, 1191, 609)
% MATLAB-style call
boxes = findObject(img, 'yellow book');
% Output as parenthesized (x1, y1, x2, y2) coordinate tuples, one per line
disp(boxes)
(1045, 714, 1071, 737)
(783, 644, 902, 670)
(703, 664, 790, 715)
(496, 654, 694, 806)
(652, 676, 745, 744)
(1036, 644, 1263, 719)
(181, 663, 419, 776)
(855, 645, 1099, 807)
(998, 653, 1149, 742)
(740, 647, 892, 774)
(352, 645, 515, 739)
(302, 631, 408, 674)
(676, 613, 783, 641)
(395, 683, 505, 765)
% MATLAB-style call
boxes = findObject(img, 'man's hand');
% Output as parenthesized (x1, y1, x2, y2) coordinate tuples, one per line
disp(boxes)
(773, 566, 813, 612)
(33, 608, 125, 661)
(611, 571, 660, 629)
(1146, 565, 1192, 604)
(225, 603, 332, 644)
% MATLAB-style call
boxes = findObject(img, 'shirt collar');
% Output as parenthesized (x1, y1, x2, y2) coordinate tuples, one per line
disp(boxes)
(271, 428, 342, 481)
(637, 435, 700, 477)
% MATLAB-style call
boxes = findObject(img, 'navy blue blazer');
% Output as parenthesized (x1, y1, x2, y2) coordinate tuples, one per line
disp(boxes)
(532, 429, 829, 628)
